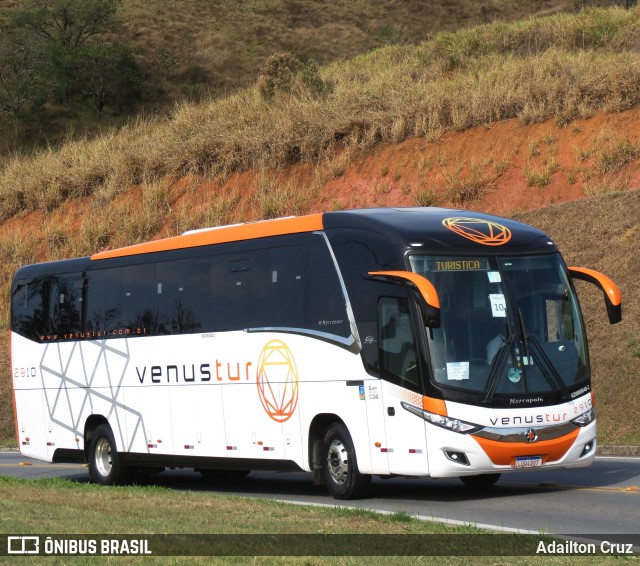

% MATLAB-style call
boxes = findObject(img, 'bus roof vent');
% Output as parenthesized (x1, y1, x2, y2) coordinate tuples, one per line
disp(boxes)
(182, 224, 244, 236)
(181, 216, 297, 236)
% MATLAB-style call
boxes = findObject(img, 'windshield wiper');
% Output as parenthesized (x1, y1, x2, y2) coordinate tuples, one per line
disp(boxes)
(516, 307, 532, 394)
(482, 334, 515, 404)
(516, 306, 571, 400)
(526, 335, 572, 401)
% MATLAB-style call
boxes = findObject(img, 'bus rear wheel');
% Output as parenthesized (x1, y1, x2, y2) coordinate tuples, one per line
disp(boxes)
(88, 424, 131, 486)
(459, 473, 500, 489)
(323, 423, 370, 500)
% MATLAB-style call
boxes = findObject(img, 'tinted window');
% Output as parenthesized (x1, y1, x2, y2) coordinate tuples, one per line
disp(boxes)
(378, 297, 420, 392)
(266, 238, 350, 337)
(12, 280, 45, 340)
(55, 276, 84, 335)
(156, 258, 210, 334)
(86, 265, 156, 335)
(210, 252, 269, 331)
(12, 234, 353, 342)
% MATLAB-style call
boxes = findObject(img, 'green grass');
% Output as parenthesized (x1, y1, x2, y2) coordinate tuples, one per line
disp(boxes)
(0, 476, 635, 565)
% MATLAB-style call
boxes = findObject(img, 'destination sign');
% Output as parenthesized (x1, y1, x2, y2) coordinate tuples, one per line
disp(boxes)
(427, 258, 489, 272)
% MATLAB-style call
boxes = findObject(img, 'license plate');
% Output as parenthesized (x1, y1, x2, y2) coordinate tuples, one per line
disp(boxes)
(514, 456, 542, 468)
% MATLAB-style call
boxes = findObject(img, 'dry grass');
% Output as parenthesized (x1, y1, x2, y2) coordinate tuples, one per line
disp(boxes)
(595, 137, 640, 174)
(443, 163, 496, 205)
(0, 0, 573, 155)
(515, 189, 640, 445)
(3, 8, 640, 225)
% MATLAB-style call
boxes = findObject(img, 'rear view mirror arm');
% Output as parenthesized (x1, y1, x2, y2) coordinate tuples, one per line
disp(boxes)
(368, 270, 441, 328)
(568, 267, 622, 324)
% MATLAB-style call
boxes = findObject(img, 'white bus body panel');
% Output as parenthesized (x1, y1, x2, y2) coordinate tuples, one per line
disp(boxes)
(12, 330, 377, 473)
(12, 328, 593, 478)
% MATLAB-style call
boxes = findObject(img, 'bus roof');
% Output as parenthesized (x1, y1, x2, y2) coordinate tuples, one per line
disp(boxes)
(91, 214, 325, 260)
(90, 207, 555, 261)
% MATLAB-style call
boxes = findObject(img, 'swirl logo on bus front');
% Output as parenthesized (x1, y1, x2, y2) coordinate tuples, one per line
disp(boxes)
(256, 340, 299, 422)
(442, 217, 512, 246)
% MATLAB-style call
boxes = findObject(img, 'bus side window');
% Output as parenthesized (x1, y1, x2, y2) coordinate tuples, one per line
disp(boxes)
(23, 278, 53, 339)
(156, 258, 210, 334)
(119, 265, 156, 332)
(55, 276, 84, 335)
(306, 239, 351, 338)
(378, 297, 420, 393)
(268, 237, 350, 338)
(11, 280, 45, 340)
(270, 246, 305, 329)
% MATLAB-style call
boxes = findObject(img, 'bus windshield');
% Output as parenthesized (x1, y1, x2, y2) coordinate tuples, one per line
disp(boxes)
(409, 253, 589, 404)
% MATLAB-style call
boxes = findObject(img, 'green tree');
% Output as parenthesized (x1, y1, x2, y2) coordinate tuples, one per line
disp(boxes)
(13, 0, 120, 49)
(0, 33, 43, 116)
(7, 0, 143, 115)
(70, 44, 143, 113)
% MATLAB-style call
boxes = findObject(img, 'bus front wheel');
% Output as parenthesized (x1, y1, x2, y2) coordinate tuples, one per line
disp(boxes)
(88, 424, 131, 486)
(323, 423, 370, 500)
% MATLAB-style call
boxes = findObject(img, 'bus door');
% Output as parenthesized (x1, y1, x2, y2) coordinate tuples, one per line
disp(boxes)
(377, 297, 429, 476)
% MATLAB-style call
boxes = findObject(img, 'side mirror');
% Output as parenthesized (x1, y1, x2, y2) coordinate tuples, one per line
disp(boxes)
(368, 270, 441, 328)
(569, 267, 622, 324)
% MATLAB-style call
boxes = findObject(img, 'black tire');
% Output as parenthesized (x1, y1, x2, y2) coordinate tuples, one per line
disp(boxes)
(323, 423, 371, 500)
(459, 473, 501, 489)
(88, 424, 131, 486)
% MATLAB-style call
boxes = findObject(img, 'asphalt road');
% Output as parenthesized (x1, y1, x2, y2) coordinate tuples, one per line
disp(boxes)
(1, 451, 638, 547)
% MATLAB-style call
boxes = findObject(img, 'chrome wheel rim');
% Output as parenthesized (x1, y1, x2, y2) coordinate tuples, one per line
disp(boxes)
(327, 439, 348, 485)
(95, 437, 112, 478)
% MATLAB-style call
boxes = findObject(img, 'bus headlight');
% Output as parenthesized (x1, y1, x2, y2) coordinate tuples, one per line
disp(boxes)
(572, 408, 595, 427)
(401, 402, 482, 434)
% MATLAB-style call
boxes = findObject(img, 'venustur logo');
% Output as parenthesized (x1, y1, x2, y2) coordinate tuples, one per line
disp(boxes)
(256, 340, 299, 422)
(443, 217, 512, 246)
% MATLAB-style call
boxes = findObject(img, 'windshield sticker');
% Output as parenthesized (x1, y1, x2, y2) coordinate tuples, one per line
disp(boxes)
(488, 271, 501, 283)
(508, 368, 522, 383)
(489, 294, 507, 317)
(446, 361, 469, 381)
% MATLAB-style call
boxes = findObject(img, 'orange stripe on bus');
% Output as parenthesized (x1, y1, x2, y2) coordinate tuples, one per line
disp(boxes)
(423, 396, 447, 416)
(91, 214, 325, 260)
(471, 428, 579, 466)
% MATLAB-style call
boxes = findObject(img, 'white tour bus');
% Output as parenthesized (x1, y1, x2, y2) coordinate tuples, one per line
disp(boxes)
(10, 208, 621, 499)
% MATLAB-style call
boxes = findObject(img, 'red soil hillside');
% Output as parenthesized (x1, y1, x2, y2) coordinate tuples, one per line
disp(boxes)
(161, 107, 640, 226)
(2, 108, 640, 264)
(309, 108, 640, 215)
